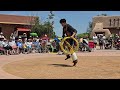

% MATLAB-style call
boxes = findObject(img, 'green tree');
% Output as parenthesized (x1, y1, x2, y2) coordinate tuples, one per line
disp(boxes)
(97, 13, 108, 16)
(86, 21, 93, 39)
(77, 33, 89, 38)
(31, 11, 56, 38)
(31, 17, 39, 30)
(86, 22, 92, 33)
(31, 17, 45, 37)
(45, 11, 56, 38)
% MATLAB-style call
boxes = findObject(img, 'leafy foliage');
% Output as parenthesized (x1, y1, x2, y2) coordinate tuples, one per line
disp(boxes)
(31, 11, 56, 38)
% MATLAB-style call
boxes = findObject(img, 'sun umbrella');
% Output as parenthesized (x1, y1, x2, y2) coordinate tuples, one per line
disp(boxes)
(30, 33, 38, 36)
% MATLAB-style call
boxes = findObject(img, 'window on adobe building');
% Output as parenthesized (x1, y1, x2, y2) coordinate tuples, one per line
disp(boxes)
(113, 19, 116, 26)
(109, 19, 111, 26)
(117, 18, 119, 27)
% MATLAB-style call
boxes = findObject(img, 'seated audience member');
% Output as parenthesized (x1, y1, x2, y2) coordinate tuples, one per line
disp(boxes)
(22, 40, 28, 53)
(9, 39, 18, 54)
(0, 37, 5, 54)
(2, 38, 12, 55)
(26, 39, 33, 53)
(17, 39, 23, 54)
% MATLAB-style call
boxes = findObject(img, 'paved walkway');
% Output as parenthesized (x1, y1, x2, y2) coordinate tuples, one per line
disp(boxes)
(0, 50, 120, 79)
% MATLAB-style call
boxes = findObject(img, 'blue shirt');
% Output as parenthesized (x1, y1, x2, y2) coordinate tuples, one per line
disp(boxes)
(17, 42, 23, 48)
(54, 38, 60, 43)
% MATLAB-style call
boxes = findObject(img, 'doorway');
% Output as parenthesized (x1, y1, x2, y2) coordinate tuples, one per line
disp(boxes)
(95, 32, 105, 36)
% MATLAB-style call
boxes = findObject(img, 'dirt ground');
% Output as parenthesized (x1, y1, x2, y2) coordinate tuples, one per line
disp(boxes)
(2, 55, 120, 79)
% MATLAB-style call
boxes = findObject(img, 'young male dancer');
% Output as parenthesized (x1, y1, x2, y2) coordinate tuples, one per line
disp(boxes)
(60, 19, 78, 66)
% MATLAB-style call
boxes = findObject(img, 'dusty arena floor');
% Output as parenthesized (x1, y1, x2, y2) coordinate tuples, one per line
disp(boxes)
(1, 50, 120, 79)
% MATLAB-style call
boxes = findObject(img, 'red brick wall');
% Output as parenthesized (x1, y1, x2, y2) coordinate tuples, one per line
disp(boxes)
(0, 24, 14, 39)
(0, 24, 31, 39)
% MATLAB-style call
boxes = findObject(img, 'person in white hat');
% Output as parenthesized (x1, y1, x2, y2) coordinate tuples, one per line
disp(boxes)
(26, 39, 33, 53)
(36, 36, 39, 42)
(17, 39, 23, 54)
(23, 33, 27, 42)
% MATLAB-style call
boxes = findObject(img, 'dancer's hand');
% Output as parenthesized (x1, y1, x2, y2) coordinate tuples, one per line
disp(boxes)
(71, 32, 76, 38)
(70, 36, 74, 38)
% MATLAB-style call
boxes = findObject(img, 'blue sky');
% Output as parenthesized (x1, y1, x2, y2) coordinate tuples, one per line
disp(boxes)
(1, 11, 120, 37)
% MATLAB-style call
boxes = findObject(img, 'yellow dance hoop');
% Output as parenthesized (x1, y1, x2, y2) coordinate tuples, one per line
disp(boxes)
(59, 37, 79, 55)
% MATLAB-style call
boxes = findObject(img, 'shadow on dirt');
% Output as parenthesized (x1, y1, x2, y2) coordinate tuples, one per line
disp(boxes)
(49, 64, 73, 67)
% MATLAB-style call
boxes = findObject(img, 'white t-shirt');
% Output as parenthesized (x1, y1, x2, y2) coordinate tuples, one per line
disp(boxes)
(9, 41, 16, 46)
(103, 36, 106, 43)
(37, 39, 39, 42)
(27, 42, 32, 45)
(26, 42, 32, 46)
(93, 36, 98, 43)
(2, 41, 9, 47)
(0, 41, 4, 47)
(103, 36, 106, 40)
(12, 36, 15, 40)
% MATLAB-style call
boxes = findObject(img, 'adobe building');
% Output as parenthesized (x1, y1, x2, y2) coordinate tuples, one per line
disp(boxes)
(91, 16, 120, 38)
(0, 14, 36, 39)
